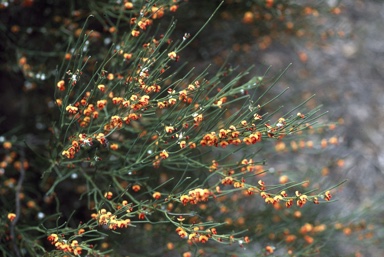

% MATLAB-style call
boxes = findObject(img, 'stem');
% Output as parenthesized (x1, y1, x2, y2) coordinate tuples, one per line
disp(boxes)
(10, 147, 25, 257)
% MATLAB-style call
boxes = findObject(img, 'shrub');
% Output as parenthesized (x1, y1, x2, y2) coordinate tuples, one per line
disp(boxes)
(0, 1, 363, 256)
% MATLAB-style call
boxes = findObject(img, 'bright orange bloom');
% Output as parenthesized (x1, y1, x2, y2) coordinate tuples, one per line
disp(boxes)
(124, 2, 133, 9)
(7, 213, 16, 222)
(97, 100, 107, 110)
(265, 245, 274, 254)
(131, 29, 140, 37)
(180, 195, 189, 205)
(168, 51, 178, 61)
(198, 235, 209, 243)
(104, 191, 113, 199)
(179, 140, 186, 148)
(57, 80, 65, 91)
(152, 6, 164, 19)
(132, 184, 141, 192)
(165, 126, 174, 133)
(170, 5, 178, 12)
(65, 104, 78, 114)
(3, 141, 12, 149)
(159, 150, 169, 159)
(324, 191, 332, 201)
(98, 84, 106, 92)
(47, 233, 59, 244)
(152, 191, 161, 199)
(110, 143, 119, 150)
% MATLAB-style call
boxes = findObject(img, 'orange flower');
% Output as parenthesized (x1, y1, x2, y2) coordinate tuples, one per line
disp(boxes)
(124, 2, 133, 9)
(304, 235, 314, 244)
(7, 213, 16, 222)
(124, 53, 132, 60)
(47, 233, 59, 244)
(265, 245, 274, 254)
(219, 129, 227, 138)
(285, 199, 293, 208)
(194, 114, 203, 123)
(159, 150, 169, 159)
(57, 80, 65, 91)
(138, 18, 152, 30)
(110, 143, 119, 150)
(65, 104, 78, 114)
(177, 216, 185, 222)
(242, 11, 254, 24)
(180, 195, 189, 205)
(131, 29, 140, 37)
(179, 140, 186, 148)
(132, 184, 141, 192)
(177, 228, 188, 238)
(324, 191, 332, 201)
(152, 191, 161, 199)
(297, 195, 308, 207)
(165, 126, 174, 133)
(56, 98, 62, 106)
(219, 141, 229, 148)
(168, 98, 177, 105)
(3, 141, 12, 149)
(73, 246, 82, 255)
(279, 175, 289, 184)
(157, 101, 167, 109)
(110, 115, 123, 129)
(300, 223, 313, 234)
(104, 191, 113, 199)
(151, 6, 164, 19)
(98, 84, 106, 92)
(97, 99, 107, 110)
(167, 242, 174, 250)
(198, 235, 209, 243)
(170, 5, 178, 12)
(265, 0, 274, 8)
(285, 234, 296, 243)
(168, 51, 179, 61)
(95, 133, 107, 145)
(221, 176, 233, 185)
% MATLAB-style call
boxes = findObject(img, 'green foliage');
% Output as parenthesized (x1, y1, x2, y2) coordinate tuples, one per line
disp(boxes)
(0, 1, 378, 257)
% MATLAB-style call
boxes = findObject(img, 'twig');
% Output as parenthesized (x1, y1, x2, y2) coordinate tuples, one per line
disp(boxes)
(10, 147, 25, 257)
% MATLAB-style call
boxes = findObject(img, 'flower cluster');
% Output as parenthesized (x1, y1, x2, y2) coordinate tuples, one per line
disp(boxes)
(180, 188, 212, 205)
(47, 234, 83, 255)
(260, 187, 333, 208)
(91, 207, 131, 230)
(175, 226, 213, 244)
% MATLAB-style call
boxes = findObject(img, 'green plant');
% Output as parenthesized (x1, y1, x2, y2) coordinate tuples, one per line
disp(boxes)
(0, 1, 362, 257)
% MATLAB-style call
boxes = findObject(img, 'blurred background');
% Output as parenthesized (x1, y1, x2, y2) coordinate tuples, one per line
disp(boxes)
(1, 0, 383, 256)
(173, 1, 384, 255)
